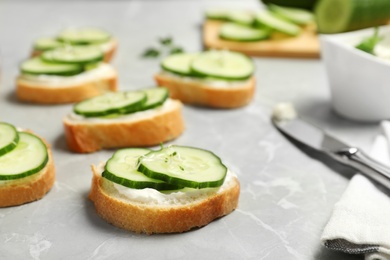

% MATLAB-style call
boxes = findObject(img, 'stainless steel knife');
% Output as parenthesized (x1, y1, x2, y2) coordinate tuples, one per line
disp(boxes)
(272, 108, 390, 190)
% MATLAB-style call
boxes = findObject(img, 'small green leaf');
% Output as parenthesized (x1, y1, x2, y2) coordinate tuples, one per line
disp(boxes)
(355, 27, 383, 55)
(159, 37, 173, 46)
(169, 46, 184, 54)
(142, 48, 160, 58)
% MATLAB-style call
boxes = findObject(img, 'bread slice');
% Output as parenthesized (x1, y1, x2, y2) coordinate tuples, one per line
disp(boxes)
(88, 164, 240, 234)
(154, 72, 256, 108)
(0, 134, 55, 207)
(63, 99, 185, 153)
(31, 38, 118, 63)
(16, 64, 118, 104)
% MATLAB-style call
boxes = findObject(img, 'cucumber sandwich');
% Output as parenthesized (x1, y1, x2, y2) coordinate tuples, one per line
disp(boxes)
(154, 50, 256, 108)
(16, 45, 118, 104)
(32, 27, 117, 62)
(0, 122, 55, 207)
(89, 145, 240, 234)
(63, 87, 185, 153)
(205, 4, 314, 42)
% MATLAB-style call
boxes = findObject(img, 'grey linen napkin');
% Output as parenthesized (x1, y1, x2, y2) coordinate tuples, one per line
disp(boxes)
(321, 125, 390, 260)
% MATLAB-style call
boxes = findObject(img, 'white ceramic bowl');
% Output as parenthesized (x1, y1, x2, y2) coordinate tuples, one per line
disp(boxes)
(320, 26, 390, 122)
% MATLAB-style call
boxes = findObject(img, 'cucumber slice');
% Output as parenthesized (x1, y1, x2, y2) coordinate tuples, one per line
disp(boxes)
(33, 37, 63, 51)
(0, 123, 19, 156)
(41, 46, 104, 65)
(261, 0, 317, 10)
(140, 87, 169, 110)
(190, 50, 254, 80)
(255, 10, 301, 36)
(58, 28, 111, 44)
(0, 132, 48, 180)
(268, 4, 314, 25)
(103, 148, 180, 190)
(205, 8, 230, 20)
(315, 0, 390, 34)
(21, 57, 83, 76)
(227, 11, 255, 26)
(73, 91, 147, 117)
(161, 52, 199, 76)
(219, 22, 271, 42)
(138, 145, 227, 189)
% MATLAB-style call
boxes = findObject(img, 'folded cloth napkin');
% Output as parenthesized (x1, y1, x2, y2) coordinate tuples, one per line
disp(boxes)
(321, 121, 390, 260)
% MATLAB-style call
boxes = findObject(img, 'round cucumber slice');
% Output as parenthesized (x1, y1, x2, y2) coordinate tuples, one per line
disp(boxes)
(58, 27, 111, 44)
(140, 87, 169, 111)
(73, 91, 147, 117)
(41, 46, 104, 65)
(161, 52, 199, 76)
(0, 132, 48, 180)
(268, 4, 314, 25)
(0, 123, 19, 156)
(33, 37, 63, 51)
(227, 11, 255, 26)
(205, 8, 230, 20)
(190, 50, 254, 80)
(138, 145, 227, 189)
(21, 57, 83, 76)
(255, 10, 301, 36)
(103, 148, 180, 190)
(219, 22, 271, 42)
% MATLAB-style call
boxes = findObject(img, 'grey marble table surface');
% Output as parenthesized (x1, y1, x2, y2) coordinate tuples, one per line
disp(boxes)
(0, 0, 381, 259)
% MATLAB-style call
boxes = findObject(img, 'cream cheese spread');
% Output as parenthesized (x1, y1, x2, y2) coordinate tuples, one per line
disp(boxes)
(99, 162, 236, 205)
(19, 63, 115, 87)
(161, 70, 251, 88)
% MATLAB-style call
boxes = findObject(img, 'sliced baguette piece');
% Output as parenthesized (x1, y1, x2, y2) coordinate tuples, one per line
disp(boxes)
(154, 72, 256, 108)
(0, 132, 55, 207)
(63, 99, 185, 153)
(89, 164, 240, 234)
(16, 64, 118, 104)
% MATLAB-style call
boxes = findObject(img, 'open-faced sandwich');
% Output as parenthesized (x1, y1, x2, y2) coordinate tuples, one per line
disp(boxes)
(63, 87, 185, 153)
(89, 145, 240, 234)
(31, 27, 118, 62)
(0, 122, 55, 207)
(16, 45, 118, 104)
(154, 50, 256, 108)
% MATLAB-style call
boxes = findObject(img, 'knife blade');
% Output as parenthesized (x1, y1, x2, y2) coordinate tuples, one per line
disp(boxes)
(271, 104, 390, 190)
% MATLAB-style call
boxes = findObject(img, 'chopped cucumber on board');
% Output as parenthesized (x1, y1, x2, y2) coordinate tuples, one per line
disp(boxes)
(219, 22, 271, 42)
(315, 0, 390, 34)
(0, 123, 19, 156)
(268, 4, 314, 25)
(261, 0, 317, 10)
(103, 148, 180, 190)
(138, 145, 227, 189)
(21, 57, 83, 76)
(0, 132, 48, 181)
(58, 27, 111, 44)
(255, 10, 301, 36)
(227, 11, 255, 26)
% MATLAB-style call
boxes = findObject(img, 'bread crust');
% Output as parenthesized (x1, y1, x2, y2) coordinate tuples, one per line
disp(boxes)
(16, 69, 118, 104)
(0, 138, 55, 207)
(63, 99, 185, 153)
(154, 73, 256, 108)
(88, 165, 240, 234)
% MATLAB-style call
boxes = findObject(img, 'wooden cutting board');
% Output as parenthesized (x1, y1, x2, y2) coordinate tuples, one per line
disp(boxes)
(203, 20, 320, 58)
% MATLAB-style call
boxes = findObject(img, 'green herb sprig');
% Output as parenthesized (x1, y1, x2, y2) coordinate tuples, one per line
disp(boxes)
(141, 36, 184, 58)
(355, 27, 383, 55)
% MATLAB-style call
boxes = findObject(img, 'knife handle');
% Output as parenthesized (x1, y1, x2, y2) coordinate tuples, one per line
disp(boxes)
(331, 147, 390, 190)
